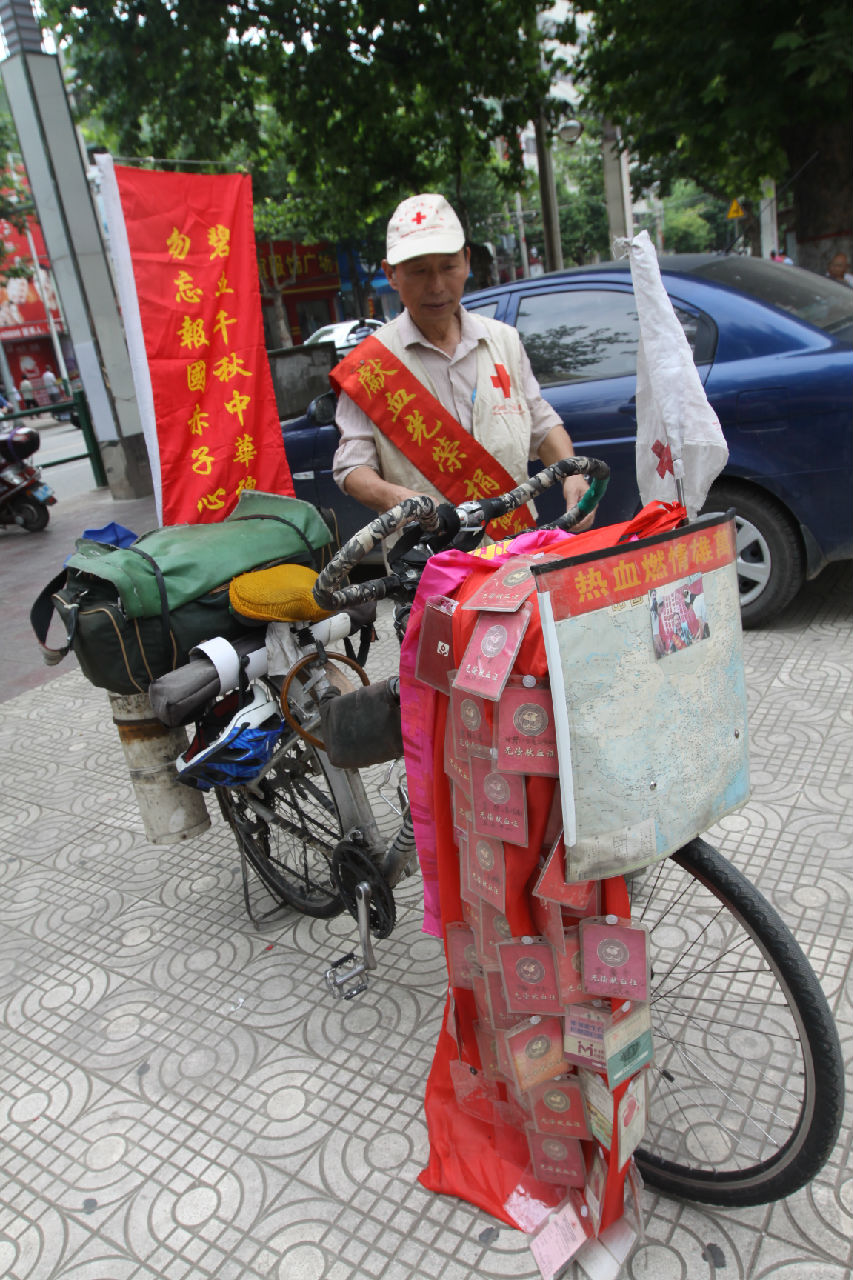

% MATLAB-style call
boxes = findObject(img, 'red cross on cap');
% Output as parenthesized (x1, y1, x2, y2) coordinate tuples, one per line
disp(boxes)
(412, 211, 425, 225)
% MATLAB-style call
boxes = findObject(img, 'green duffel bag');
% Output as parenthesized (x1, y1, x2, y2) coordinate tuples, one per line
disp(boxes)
(30, 490, 332, 695)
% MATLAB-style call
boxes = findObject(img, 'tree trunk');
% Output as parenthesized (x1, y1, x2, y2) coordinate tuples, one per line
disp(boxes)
(261, 237, 293, 349)
(783, 118, 853, 272)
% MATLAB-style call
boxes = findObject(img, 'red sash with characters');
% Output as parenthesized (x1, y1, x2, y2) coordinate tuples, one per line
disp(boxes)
(331, 335, 535, 539)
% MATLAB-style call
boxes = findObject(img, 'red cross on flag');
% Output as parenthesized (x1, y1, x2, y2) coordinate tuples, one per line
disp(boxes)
(628, 230, 727, 517)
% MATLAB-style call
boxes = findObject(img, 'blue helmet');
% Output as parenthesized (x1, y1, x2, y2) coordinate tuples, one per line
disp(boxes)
(176, 684, 284, 791)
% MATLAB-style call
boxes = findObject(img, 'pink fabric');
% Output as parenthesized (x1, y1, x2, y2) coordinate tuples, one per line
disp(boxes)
(398, 530, 574, 935)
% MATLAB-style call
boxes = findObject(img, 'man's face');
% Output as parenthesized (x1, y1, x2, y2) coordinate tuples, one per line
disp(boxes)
(828, 254, 849, 280)
(383, 248, 470, 331)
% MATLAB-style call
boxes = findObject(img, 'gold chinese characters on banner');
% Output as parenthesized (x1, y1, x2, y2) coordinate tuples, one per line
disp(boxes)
(115, 167, 293, 524)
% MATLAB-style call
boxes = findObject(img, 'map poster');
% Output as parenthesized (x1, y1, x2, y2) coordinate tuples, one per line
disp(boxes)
(532, 514, 750, 881)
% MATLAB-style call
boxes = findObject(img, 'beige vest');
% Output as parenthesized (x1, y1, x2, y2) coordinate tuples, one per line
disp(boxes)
(370, 314, 534, 505)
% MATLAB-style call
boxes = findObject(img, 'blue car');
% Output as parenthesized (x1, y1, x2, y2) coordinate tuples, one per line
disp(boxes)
(282, 255, 853, 625)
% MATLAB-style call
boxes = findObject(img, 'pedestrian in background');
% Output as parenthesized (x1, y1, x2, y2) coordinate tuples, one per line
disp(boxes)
(18, 376, 37, 410)
(827, 252, 853, 287)
(42, 367, 62, 406)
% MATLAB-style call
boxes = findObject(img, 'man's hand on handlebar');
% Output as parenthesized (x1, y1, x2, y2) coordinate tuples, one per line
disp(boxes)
(562, 472, 596, 532)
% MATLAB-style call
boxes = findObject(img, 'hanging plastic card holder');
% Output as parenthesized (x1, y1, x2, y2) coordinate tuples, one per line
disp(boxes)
(453, 603, 531, 701)
(449, 1058, 498, 1122)
(534, 835, 599, 915)
(526, 1129, 586, 1187)
(616, 1069, 648, 1169)
(470, 753, 528, 845)
(578, 1069, 615, 1149)
(497, 678, 559, 776)
(463, 557, 537, 613)
(498, 935, 561, 1016)
(472, 898, 513, 967)
(452, 784, 473, 834)
(414, 595, 458, 691)
(555, 927, 590, 1006)
(445, 921, 477, 990)
(462, 832, 506, 912)
(449, 683, 495, 757)
(564, 1004, 610, 1071)
(486, 966, 521, 1030)
(580, 915, 650, 1002)
(501, 1015, 567, 1092)
(529, 1188, 594, 1280)
(528, 1075, 591, 1140)
(602, 1001, 653, 1089)
(473, 1020, 501, 1080)
(582, 1145, 609, 1235)
(443, 712, 471, 791)
(531, 892, 567, 955)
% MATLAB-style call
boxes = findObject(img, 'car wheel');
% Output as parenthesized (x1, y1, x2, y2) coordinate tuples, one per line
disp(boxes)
(703, 482, 804, 628)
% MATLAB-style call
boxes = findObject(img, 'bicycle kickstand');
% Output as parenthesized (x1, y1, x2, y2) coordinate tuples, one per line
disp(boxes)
(324, 881, 378, 1000)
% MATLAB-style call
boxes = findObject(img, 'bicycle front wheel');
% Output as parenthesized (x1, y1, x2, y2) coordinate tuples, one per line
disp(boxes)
(217, 733, 346, 919)
(632, 837, 843, 1206)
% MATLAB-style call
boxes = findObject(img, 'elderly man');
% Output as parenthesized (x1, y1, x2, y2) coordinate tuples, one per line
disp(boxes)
(331, 193, 592, 533)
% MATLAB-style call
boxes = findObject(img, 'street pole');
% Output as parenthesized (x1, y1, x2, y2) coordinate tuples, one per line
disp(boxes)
(534, 110, 564, 273)
(514, 193, 530, 278)
(602, 120, 634, 248)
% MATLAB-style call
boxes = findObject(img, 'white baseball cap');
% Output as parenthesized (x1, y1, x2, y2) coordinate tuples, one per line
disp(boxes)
(386, 193, 465, 265)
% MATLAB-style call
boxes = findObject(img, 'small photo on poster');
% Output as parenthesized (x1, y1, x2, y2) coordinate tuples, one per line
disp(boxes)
(650, 574, 709, 658)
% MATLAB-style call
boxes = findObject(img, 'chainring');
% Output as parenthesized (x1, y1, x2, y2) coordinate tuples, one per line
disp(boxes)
(330, 840, 396, 940)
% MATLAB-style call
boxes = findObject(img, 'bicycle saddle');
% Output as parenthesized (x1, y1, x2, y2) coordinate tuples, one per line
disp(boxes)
(230, 563, 333, 624)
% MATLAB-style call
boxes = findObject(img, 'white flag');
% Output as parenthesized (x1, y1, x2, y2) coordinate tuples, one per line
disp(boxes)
(627, 230, 728, 517)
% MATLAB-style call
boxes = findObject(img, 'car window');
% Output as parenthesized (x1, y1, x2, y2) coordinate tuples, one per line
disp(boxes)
(692, 257, 853, 342)
(515, 288, 713, 385)
(465, 300, 499, 319)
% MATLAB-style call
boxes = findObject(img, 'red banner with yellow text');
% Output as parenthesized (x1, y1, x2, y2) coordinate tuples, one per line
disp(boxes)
(114, 166, 293, 524)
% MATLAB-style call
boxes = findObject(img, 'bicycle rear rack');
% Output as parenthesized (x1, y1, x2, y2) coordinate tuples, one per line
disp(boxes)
(325, 881, 377, 999)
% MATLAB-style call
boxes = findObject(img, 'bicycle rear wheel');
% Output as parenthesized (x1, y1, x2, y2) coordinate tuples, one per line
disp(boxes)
(217, 732, 346, 919)
(633, 837, 843, 1206)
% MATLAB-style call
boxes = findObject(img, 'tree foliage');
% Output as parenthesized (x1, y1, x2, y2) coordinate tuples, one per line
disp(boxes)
(574, 0, 853, 260)
(42, 0, 575, 244)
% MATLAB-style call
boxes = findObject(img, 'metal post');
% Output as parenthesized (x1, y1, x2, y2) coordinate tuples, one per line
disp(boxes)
(535, 110, 564, 273)
(73, 388, 107, 487)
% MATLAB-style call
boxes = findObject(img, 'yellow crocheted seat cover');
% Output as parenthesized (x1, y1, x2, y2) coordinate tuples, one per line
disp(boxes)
(229, 563, 333, 623)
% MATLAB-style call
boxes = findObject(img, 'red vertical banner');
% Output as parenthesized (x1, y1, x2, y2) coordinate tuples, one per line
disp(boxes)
(114, 166, 294, 524)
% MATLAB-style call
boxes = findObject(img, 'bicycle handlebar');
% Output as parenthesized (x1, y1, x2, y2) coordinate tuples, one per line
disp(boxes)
(313, 456, 609, 612)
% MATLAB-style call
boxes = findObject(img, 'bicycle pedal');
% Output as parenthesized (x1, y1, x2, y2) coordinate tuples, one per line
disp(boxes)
(325, 951, 369, 1000)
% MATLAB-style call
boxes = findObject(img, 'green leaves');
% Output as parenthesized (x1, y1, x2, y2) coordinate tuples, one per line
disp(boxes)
(40, 0, 564, 244)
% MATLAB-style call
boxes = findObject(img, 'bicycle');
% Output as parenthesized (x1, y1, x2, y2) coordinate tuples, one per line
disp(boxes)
(180, 457, 842, 1211)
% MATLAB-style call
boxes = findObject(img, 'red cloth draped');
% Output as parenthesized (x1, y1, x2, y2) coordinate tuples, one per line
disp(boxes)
(399, 502, 685, 1232)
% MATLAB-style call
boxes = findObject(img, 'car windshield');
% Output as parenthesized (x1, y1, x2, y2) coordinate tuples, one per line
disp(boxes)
(690, 257, 853, 342)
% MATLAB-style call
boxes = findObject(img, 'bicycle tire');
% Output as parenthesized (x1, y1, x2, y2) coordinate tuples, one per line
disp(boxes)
(217, 731, 347, 919)
(632, 836, 843, 1206)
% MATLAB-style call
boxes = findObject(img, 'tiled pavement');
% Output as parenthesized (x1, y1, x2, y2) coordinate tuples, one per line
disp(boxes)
(1, 487, 852, 1279)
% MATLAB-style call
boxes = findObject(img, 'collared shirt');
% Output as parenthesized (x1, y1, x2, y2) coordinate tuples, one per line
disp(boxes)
(332, 307, 562, 488)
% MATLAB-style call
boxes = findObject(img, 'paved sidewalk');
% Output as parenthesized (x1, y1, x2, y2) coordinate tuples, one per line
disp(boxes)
(1, 504, 851, 1277)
